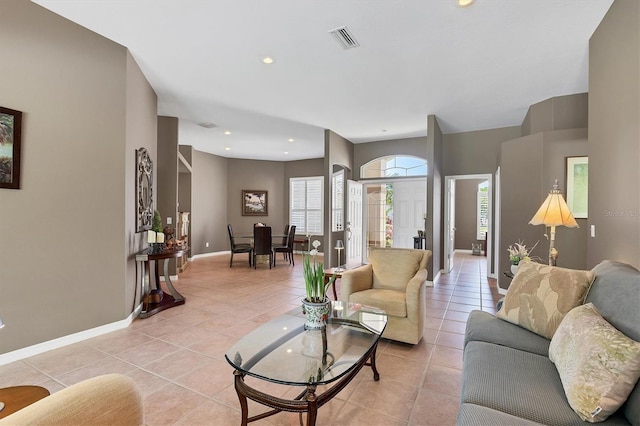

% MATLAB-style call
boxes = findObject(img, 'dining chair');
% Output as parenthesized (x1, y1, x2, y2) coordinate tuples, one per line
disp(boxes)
(253, 225, 273, 269)
(281, 224, 290, 246)
(273, 225, 296, 266)
(227, 224, 252, 268)
(273, 224, 289, 264)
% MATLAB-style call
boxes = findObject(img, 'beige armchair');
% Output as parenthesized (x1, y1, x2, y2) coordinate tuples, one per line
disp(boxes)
(0, 374, 143, 425)
(340, 248, 431, 345)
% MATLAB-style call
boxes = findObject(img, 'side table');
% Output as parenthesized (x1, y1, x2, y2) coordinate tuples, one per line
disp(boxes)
(323, 267, 346, 300)
(136, 246, 190, 318)
(0, 385, 50, 419)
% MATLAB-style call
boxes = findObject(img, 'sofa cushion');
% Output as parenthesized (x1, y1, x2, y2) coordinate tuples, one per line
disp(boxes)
(369, 248, 423, 291)
(462, 341, 591, 425)
(549, 303, 640, 423)
(457, 403, 545, 425)
(496, 261, 594, 339)
(349, 288, 407, 317)
(464, 310, 550, 356)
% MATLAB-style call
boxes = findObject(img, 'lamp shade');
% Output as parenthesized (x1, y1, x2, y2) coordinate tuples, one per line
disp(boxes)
(529, 183, 579, 228)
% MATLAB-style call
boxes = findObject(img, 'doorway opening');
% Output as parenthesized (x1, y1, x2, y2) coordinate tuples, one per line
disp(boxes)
(444, 174, 494, 278)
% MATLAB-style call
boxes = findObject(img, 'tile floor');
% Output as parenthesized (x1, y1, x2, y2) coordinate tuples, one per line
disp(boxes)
(0, 251, 500, 425)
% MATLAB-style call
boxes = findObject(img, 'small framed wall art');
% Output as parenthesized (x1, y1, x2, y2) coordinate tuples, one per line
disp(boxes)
(566, 156, 588, 219)
(242, 190, 268, 216)
(0, 106, 23, 189)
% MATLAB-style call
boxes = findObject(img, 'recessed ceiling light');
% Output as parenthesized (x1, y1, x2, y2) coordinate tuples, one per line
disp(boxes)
(225, 147, 231, 151)
(284, 151, 289, 155)
(288, 138, 294, 142)
(262, 56, 274, 64)
(224, 130, 231, 135)
(457, 0, 475, 7)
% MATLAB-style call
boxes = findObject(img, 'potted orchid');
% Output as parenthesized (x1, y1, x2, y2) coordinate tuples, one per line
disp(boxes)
(302, 237, 335, 329)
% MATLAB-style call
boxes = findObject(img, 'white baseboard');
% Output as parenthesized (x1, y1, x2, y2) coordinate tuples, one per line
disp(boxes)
(191, 251, 227, 260)
(0, 306, 142, 366)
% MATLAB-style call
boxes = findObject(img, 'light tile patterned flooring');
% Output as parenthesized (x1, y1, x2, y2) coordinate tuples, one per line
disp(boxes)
(0, 251, 499, 425)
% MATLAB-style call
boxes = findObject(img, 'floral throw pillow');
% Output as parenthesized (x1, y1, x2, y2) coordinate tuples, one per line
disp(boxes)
(549, 303, 640, 422)
(496, 261, 594, 339)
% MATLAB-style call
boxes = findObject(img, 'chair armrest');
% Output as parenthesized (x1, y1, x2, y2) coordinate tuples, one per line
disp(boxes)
(0, 374, 143, 426)
(339, 264, 373, 302)
(405, 268, 427, 322)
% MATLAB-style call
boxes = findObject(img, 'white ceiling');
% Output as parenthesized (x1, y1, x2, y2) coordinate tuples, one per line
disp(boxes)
(33, 0, 613, 161)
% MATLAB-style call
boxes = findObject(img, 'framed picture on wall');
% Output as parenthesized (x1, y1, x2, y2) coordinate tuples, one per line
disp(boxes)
(0, 106, 23, 189)
(242, 190, 268, 216)
(566, 156, 588, 219)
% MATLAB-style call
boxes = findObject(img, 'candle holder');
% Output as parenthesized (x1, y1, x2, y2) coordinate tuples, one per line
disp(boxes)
(334, 240, 344, 272)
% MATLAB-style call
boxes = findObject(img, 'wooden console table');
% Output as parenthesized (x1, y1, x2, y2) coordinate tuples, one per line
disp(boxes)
(136, 246, 189, 318)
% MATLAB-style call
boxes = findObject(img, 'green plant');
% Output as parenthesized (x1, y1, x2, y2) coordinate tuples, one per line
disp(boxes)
(303, 238, 335, 303)
(152, 210, 163, 233)
(507, 240, 538, 265)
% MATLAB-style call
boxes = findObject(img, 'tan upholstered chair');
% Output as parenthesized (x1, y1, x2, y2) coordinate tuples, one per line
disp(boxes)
(0, 374, 143, 425)
(340, 248, 431, 344)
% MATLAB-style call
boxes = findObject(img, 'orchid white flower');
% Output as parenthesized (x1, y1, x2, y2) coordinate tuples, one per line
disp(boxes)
(312, 240, 321, 249)
(309, 249, 318, 256)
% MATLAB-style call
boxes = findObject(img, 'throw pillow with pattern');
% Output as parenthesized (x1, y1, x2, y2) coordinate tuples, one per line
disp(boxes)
(496, 261, 594, 339)
(549, 303, 640, 422)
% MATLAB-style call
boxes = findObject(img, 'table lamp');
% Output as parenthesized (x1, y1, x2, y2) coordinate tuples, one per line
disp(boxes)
(335, 240, 344, 272)
(529, 180, 578, 266)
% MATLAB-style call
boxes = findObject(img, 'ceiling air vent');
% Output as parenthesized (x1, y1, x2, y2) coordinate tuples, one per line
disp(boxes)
(198, 122, 218, 129)
(329, 26, 360, 50)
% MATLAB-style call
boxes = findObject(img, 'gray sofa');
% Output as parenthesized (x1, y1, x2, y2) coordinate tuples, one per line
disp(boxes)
(457, 260, 640, 425)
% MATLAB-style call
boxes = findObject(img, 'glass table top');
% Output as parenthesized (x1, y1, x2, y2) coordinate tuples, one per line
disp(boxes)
(225, 301, 387, 386)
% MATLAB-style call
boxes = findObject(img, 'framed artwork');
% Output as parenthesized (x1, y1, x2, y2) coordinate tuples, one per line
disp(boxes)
(242, 190, 268, 216)
(136, 148, 154, 231)
(566, 156, 588, 219)
(0, 106, 23, 189)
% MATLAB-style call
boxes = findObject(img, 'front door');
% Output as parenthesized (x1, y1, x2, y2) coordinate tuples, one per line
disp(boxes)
(392, 180, 427, 249)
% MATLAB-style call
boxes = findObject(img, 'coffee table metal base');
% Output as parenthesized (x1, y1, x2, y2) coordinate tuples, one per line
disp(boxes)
(233, 345, 380, 426)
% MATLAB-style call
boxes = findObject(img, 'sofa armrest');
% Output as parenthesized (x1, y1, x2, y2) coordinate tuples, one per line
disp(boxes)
(406, 268, 427, 322)
(0, 374, 143, 426)
(339, 264, 373, 302)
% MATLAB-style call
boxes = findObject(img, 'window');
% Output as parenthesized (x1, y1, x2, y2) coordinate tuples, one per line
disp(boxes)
(477, 181, 489, 240)
(290, 177, 323, 235)
(332, 170, 344, 232)
(361, 155, 427, 178)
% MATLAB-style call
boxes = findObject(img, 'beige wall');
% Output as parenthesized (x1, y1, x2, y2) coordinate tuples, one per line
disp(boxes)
(588, 0, 640, 269)
(191, 150, 228, 254)
(443, 127, 520, 177)
(226, 159, 286, 238)
(497, 93, 590, 290)
(125, 52, 159, 312)
(0, 0, 156, 353)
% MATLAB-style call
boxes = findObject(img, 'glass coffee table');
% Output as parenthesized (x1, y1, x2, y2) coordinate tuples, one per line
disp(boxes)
(225, 301, 387, 426)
